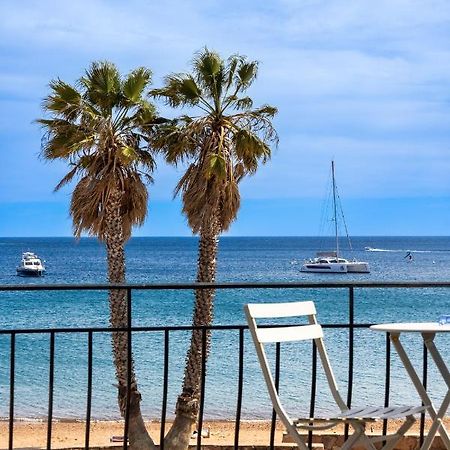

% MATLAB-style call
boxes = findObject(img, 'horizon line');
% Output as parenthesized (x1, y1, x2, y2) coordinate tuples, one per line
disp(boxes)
(1, 235, 450, 239)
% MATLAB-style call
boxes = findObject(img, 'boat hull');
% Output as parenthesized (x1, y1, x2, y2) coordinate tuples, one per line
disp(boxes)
(346, 262, 370, 273)
(301, 263, 348, 273)
(301, 261, 370, 273)
(16, 268, 44, 277)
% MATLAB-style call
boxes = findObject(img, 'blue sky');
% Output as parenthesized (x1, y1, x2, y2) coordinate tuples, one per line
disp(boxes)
(1, 0, 450, 236)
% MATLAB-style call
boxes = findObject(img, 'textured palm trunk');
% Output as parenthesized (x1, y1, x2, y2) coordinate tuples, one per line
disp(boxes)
(164, 216, 220, 450)
(105, 189, 156, 450)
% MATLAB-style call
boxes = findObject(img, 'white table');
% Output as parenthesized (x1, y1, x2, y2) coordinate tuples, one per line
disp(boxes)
(371, 323, 450, 450)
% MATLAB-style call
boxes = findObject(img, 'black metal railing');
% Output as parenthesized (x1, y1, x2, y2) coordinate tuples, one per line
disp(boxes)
(1, 281, 449, 450)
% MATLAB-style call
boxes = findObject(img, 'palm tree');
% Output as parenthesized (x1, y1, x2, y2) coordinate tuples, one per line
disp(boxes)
(152, 48, 278, 449)
(38, 61, 158, 450)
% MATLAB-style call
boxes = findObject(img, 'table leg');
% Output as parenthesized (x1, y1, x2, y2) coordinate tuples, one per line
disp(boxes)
(423, 334, 450, 389)
(390, 333, 450, 450)
(421, 390, 450, 450)
(421, 334, 450, 450)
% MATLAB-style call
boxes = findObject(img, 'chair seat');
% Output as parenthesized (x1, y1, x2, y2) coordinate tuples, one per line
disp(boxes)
(339, 405, 427, 420)
(295, 405, 427, 425)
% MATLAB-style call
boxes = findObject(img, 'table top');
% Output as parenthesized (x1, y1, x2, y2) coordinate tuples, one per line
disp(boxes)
(371, 323, 450, 333)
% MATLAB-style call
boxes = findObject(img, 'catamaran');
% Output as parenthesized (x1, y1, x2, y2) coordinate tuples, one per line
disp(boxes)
(300, 162, 370, 273)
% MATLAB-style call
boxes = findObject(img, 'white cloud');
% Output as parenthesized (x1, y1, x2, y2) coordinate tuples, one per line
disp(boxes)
(239, 134, 450, 199)
(1, 0, 450, 205)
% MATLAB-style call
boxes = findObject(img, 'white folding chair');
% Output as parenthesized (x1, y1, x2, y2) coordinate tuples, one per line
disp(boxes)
(244, 301, 427, 450)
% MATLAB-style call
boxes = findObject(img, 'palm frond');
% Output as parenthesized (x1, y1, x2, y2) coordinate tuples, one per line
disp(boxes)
(120, 174, 148, 239)
(223, 94, 238, 106)
(251, 105, 278, 117)
(219, 177, 240, 231)
(42, 79, 82, 121)
(174, 163, 196, 198)
(193, 48, 225, 106)
(151, 74, 205, 109)
(151, 123, 197, 165)
(40, 120, 94, 159)
(134, 149, 156, 172)
(135, 99, 157, 125)
(138, 171, 154, 185)
(70, 176, 105, 238)
(180, 77, 202, 101)
(122, 67, 152, 103)
(233, 129, 270, 173)
(232, 106, 279, 146)
(225, 54, 244, 91)
(193, 48, 222, 79)
(237, 61, 258, 88)
(207, 153, 226, 179)
(54, 165, 79, 191)
(81, 61, 121, 113)
(234, 96, 253, 110)
(233, 162, 245, 182)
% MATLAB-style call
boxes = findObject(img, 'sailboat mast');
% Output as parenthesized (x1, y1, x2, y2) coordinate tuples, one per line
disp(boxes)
(332, 160, 339, 258)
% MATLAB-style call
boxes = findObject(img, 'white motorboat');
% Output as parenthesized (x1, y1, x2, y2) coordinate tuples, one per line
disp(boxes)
(300, 162, 370, 274)
(16, 252, 45, 277)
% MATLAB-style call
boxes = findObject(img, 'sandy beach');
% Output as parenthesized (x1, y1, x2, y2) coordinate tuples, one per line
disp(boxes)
(1, 418, 449, 449)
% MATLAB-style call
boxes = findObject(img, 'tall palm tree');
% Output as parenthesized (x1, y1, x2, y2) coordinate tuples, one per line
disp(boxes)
(38, 61, 158, 450)
(152, 48, 278, 449)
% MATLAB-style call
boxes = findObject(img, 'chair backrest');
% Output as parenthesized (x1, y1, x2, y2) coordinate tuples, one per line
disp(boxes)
(244, 300, 347, 425)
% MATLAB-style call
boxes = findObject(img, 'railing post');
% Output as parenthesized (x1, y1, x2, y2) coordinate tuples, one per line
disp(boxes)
(344, 286, 354, 441)
(270, 342, 281, 450)
(160, 329, 170, 450)
(196, 327, 208, 449)
(123, 288, 132, 450)
(420, 342, 428, 446)
(47, 332, 55, 450)
(382, 332, 391, 445)
(308, 340, 317, 449)
(234, 327, 245, 449)
(8, 332, 15, 450)
(85, 331, 93, 450)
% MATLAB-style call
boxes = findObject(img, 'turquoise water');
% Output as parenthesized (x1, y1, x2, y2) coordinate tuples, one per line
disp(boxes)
(0, 236, 449, 420)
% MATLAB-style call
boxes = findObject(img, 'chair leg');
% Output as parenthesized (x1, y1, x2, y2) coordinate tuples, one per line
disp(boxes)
(356, 416, 415, 450)
(379, 416, 415, 450)
(340, 430, 364, 450)
(380, 416, 416, 450)
(341, 423, 376, 450)
(284, 422, 310, 450)
(356, 433, 379, 450)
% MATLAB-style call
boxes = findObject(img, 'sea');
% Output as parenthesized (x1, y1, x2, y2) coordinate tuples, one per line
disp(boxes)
(0, 236, 449, 421)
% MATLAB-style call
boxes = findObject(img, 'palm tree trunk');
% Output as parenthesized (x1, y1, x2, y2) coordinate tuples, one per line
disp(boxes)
(164, 216, 220, 450)
(105, 189, 156, 450)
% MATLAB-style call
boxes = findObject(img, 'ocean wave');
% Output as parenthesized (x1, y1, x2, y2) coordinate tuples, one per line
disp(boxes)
(0, 416, 45, 422)
(364, 247, 433, 253)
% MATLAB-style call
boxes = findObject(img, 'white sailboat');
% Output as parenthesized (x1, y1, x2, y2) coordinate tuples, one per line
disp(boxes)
(300, 162, 370, 274)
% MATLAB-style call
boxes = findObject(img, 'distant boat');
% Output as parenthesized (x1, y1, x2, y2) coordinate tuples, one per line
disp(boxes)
(16, 252, 45, 277)
(301, 162, 370, 274)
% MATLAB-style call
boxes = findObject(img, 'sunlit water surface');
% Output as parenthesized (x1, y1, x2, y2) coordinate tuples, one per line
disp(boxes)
(0, 236, 449, 419)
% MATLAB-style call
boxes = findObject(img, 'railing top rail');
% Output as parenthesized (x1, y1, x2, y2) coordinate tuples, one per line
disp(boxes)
(1, 280, 450, 291)
(0, 323, 371, 335)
